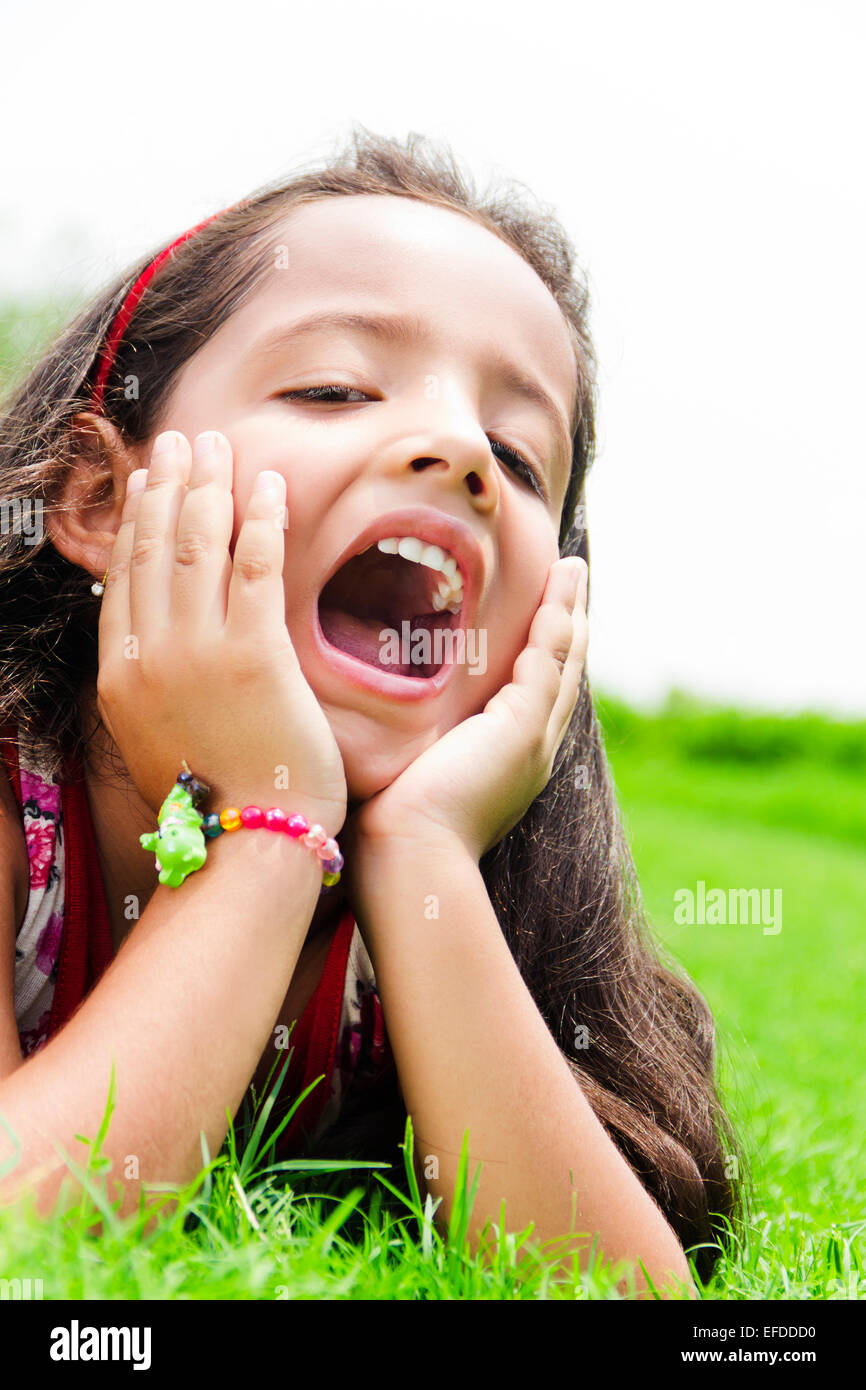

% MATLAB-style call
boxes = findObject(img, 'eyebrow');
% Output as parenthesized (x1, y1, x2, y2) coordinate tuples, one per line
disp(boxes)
(246, 309, 575, 473)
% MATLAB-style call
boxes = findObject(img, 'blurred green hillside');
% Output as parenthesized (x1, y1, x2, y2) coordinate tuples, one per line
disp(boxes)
(0, 295, 83, 400)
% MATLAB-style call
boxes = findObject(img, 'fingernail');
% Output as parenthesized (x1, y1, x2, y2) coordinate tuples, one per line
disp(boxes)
(126, 471, 147, 495)
(254, 470, 283, 494)
(153, 431, 179, 456)
(195, 431, 217, 456)
(563, 560, 581, 609)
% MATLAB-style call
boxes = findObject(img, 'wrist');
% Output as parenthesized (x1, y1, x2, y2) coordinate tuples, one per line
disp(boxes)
(345, 819, 482, 956)
(353, 811, 478, 864)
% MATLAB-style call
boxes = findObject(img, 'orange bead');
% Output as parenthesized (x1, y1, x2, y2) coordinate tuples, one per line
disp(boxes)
(219, 807, 242, 831)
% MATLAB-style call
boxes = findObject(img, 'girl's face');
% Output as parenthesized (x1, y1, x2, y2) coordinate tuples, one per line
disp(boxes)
(148, 194, 578, 804)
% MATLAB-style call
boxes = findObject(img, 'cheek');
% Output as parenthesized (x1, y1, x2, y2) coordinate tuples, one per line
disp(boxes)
(507, 537, 558, 600)
(496, 529, 559, 633)
(471, 532, 558, 692)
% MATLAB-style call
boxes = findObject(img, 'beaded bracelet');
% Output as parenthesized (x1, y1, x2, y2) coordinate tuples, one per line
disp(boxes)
(139, 763, 343, 890)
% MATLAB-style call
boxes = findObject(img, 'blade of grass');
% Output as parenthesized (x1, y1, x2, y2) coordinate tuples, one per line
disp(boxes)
(447, 1128, 483, 1258)
(399, 1114, 423, 1214)
(240, 1074, 330, 1182)
(237, 1047, 297, 1177)
(314, 1187, 366, 1258)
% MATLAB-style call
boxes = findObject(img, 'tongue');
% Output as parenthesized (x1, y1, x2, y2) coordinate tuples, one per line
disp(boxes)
(319, 608, 446, 679)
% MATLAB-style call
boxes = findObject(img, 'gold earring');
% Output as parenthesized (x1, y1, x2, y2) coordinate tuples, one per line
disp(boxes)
(91, 569, 109, 597)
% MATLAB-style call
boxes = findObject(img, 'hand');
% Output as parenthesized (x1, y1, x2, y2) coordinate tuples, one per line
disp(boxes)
(96, 430, 347, 836)
(347, 556, 589, 862)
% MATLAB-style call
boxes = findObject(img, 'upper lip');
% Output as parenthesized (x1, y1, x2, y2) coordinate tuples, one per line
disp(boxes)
(318, 507, 486, 620)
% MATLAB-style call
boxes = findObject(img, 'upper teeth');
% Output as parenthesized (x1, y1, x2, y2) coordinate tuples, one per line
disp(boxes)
(370, 535, 464, 613)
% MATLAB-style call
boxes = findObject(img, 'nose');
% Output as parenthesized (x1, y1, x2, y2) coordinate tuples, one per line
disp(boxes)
(377, 396, 502, 513)
(408, 451, 491, 499)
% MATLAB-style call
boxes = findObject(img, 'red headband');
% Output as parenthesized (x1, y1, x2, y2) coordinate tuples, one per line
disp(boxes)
(89, 207, 231, 414)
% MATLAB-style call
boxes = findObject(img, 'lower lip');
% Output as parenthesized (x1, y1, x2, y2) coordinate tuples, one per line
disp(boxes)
(311, 605, 460, 701)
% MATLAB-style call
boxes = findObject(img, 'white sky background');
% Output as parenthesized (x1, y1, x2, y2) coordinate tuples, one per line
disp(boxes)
(0, 0, 862, 715)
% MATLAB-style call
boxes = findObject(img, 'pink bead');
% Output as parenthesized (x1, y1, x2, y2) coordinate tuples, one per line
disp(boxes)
(240, 805, 264, 829)
(302, 824, 328, 851)
(264, 807, 288, 831)
(316, 836, 339, 862)
(285, 814, 309, 838)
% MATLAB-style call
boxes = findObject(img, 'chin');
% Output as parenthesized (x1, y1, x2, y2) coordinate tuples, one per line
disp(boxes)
(337, 720, 441, 808)
(342, 748, 410, 806)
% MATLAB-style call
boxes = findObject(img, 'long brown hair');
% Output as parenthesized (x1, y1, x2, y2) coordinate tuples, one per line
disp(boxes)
(0, 126, 747, 1278)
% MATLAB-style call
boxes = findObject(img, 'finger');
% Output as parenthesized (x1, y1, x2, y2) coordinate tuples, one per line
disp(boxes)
(128, 431, 193, 643)
(171, 431, 234, 636)
(546, 558, 589, 737)
(505, 558, 587, 744)
(98, 470, 148, 668)
(223, 470, 292, 647)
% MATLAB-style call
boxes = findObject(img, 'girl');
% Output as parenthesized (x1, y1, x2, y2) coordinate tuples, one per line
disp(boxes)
(0, 128, 744, 1295)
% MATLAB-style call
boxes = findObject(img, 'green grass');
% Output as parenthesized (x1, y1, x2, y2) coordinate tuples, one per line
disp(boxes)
(0, 1056, 645, 1301)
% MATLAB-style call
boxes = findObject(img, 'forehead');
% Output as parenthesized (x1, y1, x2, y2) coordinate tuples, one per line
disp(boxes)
(246, 195, 577, 408)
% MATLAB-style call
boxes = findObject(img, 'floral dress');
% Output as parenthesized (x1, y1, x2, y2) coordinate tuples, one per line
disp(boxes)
(11, 760, 64, 1057)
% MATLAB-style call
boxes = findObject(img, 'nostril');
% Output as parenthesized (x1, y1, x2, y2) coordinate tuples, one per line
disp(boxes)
(409, 457, 484, 495)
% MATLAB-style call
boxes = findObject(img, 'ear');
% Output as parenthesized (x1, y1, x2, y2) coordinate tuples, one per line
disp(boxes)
(47, 412, 146, 581)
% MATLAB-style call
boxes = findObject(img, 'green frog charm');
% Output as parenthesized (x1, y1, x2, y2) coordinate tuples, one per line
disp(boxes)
(139, 762, 211, 888)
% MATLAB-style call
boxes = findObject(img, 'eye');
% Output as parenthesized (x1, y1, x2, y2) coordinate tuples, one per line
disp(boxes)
(279, 385, 371, 403)
(280, 387, 547, 499)
(488, 439, 547, 498)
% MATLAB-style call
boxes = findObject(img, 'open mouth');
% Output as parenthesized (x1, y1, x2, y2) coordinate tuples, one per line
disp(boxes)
(318, 546, 463, 680)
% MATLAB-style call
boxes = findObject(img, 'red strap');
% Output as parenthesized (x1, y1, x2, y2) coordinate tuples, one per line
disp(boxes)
(0, 721, 21, 803)
(50, 772, 115, 1033)
(270, 905, 357, 1154)
(90, 208, 230, 414)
